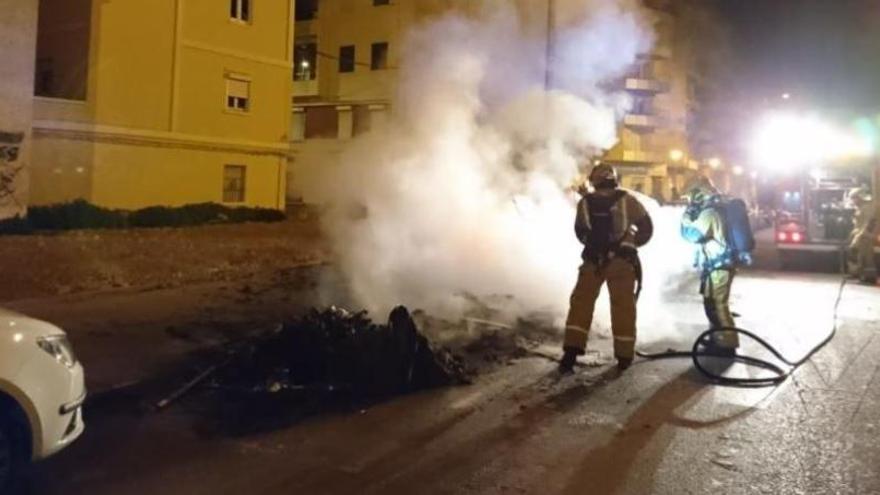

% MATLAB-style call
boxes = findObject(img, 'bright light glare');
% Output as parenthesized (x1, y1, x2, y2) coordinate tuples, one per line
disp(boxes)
(669, 149, 684, 162)
(732, 165, 744, 176)
(750, 112, 874, 172)
(708, 157, 722, 169)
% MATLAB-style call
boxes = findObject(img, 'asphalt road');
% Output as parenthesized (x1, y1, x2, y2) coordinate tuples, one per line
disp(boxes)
(18, 234, 880, 495)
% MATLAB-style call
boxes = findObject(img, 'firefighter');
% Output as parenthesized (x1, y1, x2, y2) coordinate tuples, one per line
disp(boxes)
(680, 177, 738, 355)
(559, 163, 654, 373)
(847, 187, 877, 284)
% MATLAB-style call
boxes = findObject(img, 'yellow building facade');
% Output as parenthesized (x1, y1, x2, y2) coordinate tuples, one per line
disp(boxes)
(289, 0, 697, 203)
(31, 0, 294, 210)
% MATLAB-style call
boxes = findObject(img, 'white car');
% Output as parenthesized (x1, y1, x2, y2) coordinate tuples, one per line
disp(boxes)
(0, 307, 85, 487)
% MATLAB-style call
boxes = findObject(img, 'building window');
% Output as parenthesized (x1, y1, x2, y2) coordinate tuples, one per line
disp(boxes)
(371, 42, 388, 70)
(294, 41, 317, 81)
(295, 0, 318, 21)
(230, 0, 251, 22)
(304, 106, 339, 139)
(34, 0, 91, 100)
(339, 45, 355, 73)
(225, 75, 250, 112)
(223, 165, 246, 203)
(374, 0, 390, 5)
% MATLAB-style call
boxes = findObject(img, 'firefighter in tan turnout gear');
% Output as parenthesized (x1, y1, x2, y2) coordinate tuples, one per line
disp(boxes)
(559, 163, 654, 373)
(680, 177, 739, 354)
(847, 186, 877, 284)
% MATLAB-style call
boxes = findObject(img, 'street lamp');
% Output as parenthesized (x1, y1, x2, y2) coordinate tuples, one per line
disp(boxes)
(708, 157, 722, 169)
(299, 60, 311, 80)
(669, 149, 684, 162)
(732, 165, 744, 176)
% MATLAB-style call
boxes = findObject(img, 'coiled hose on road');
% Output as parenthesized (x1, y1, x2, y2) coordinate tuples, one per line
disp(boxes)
(636, 276, 847, 388)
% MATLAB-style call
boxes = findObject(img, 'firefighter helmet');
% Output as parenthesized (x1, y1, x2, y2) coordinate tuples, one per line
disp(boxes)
(683, 176, 719, 205)
(588, 163, 619, 190)
(848, 186, 873, 204)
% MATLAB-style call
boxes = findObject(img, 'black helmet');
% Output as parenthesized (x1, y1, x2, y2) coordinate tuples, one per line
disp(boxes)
(589, 163, 619, 190)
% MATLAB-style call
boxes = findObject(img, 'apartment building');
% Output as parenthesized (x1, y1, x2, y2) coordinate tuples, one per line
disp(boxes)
(603, 0, 699, 200)
(289, 0, 698, 203)
(30, 0, 294, 210)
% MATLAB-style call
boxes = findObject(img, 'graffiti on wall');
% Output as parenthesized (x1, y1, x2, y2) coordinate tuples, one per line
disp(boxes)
(0, 131, 24, 205)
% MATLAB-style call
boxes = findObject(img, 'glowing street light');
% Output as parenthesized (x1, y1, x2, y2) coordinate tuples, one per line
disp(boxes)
(782, 93, 791, 100)
(707, 157, 722, 169)
(669, 149, 684, 162)
(732, 165, 744, 176)
(749, 111, 874, 173)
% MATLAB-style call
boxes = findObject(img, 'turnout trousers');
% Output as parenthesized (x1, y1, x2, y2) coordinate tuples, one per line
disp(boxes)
(564, 257, 637, 359)
(848, 235, 877, 282)
(701, 268, 739, 348)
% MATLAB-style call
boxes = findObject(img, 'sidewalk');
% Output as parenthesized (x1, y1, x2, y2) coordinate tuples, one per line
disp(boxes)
(6, 262, 333, 394)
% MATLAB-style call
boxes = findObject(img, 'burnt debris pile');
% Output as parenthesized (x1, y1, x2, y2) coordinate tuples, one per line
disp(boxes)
(211, 305, 469, 399)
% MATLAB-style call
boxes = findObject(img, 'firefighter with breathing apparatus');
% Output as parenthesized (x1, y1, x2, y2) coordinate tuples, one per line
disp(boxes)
(559, 163, 654, 373)
(847, 186, 877, 284)
(680, 177, 755, 356)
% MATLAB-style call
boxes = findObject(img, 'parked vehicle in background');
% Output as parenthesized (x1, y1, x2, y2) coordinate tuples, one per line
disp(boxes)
(0, 308, 85, 488)
(775, 163, 880, 269)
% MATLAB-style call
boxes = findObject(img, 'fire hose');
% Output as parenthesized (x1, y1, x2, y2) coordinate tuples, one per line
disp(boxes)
(635, 275, 845, 387)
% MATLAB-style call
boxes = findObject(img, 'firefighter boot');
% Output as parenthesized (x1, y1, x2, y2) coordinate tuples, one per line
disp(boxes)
(559, 347, 580, 374)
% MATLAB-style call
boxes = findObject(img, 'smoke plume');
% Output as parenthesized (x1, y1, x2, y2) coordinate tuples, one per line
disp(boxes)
(303, 0, 696, 340)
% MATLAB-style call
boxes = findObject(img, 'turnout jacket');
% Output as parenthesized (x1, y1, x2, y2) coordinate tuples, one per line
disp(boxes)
(681, 206, 731, 271)
(851, 201, 877, 247)
(574, 189, 653, 262)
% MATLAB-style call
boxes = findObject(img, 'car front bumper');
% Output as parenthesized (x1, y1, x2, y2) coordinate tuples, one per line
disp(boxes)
(34, 360, 86, 460)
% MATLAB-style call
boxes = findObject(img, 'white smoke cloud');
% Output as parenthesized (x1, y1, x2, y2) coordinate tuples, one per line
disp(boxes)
(303, 0, 696, 343)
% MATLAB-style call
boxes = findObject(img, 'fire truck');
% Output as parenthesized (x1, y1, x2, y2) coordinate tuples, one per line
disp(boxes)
(774, 162, 880, 269)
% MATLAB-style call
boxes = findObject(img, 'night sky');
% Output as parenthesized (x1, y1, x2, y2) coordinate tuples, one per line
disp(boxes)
(712, 0, 880, 117)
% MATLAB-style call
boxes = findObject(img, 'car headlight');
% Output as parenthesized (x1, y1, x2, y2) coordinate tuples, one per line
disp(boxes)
(37, 335, 77, 368)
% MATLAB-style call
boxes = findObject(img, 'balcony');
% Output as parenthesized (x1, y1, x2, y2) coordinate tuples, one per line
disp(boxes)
(293, 79, 319, 98)
(625, 77, 669, 93)
(621, 150, 663, 163)
(623, 113, 663, 130)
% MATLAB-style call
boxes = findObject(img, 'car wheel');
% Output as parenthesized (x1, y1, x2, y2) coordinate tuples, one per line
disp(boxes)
(0, 420, 14, 490)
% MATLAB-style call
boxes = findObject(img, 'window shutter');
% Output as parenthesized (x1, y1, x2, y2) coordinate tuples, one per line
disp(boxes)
(226, 78, 249, 99)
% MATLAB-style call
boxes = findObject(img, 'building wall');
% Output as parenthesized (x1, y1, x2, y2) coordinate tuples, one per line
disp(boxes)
(88, 0, 176, 131)
(0, 0, 38, 219)
(29, 132, 93, 205)
(89, 143, 285, 210)
(30, 0, 294, 210)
